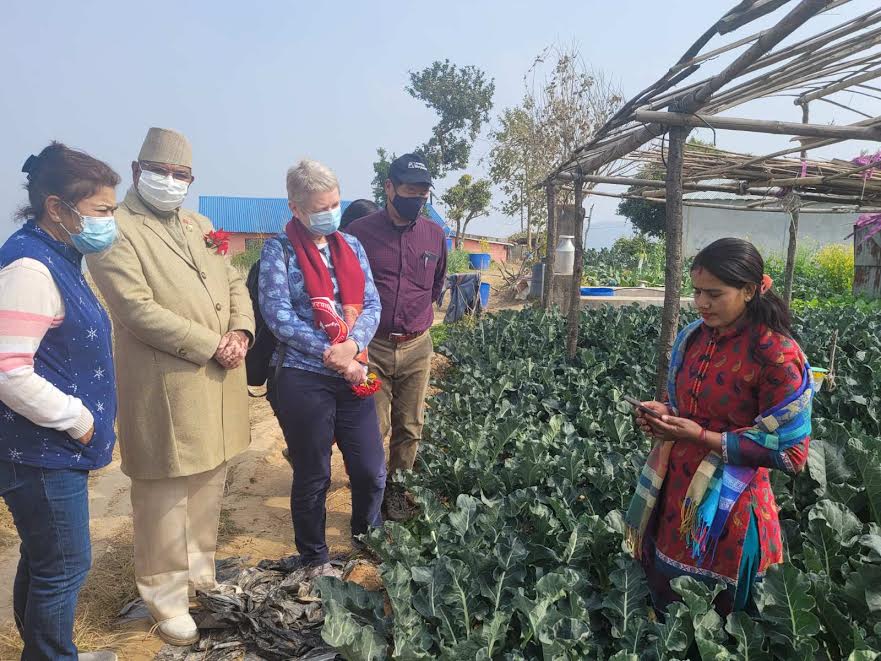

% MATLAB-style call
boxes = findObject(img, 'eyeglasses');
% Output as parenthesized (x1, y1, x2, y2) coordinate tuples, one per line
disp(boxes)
(139, 162, 193, 182)
(61, 200, 86, 231)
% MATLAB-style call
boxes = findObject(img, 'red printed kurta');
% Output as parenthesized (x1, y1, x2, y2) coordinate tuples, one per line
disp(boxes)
(651, 320, 809, 585)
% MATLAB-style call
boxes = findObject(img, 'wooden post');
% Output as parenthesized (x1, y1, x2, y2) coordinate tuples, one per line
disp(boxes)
(783, 101, 809, 305)
(525, 163, 532, 250)
(783, 206, 799, 305)
(655, 126, 689, 400)
(584, 203, 595, 248)
(566, 178, 585, 361)
(543, 183, 557, 310)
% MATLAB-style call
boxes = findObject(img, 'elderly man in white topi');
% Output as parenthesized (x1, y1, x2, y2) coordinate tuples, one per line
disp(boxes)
(87, 127, 254, 646)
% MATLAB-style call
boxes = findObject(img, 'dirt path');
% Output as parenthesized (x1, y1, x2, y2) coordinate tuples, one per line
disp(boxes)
(0, 396, 353, 659)
(116, 395, 355, 659)
(213, 396, 354, 562)
(0, 453, 134, 625)
(0, 283, 514, 657)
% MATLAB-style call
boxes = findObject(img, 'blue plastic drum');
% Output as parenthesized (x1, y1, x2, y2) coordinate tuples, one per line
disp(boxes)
(479, 282, 491, 307)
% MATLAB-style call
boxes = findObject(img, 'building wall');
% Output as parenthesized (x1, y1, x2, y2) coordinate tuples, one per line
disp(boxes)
(683, 206, 858, 257)
(229, 231, 515, 262)
(228, 233, 273, 257)
(459, 238, 509, 263)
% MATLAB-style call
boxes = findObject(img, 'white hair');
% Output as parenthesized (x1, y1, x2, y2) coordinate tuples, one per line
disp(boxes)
(285, 159, 339, 208)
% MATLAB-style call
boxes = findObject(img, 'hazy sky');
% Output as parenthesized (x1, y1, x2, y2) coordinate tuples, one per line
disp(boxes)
(1, 1, 877, 248)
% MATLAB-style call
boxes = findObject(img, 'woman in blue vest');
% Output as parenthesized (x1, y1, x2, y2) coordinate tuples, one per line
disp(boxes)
(0, 143, 120, 661)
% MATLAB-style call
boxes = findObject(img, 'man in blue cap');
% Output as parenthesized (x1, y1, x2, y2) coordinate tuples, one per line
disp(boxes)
(347, 153, 447, 520)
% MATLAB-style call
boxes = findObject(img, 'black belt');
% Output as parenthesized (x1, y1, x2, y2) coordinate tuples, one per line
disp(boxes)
(387, 330, 425, 344)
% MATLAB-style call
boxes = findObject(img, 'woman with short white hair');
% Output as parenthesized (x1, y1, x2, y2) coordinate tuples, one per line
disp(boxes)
(258, 159, 385, 577)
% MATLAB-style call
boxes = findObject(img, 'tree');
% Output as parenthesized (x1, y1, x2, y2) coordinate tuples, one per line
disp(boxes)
(488, 43, 627, 249)
(371, 148, 394, 206)
(615, 137, 720, 238)
(488, 104, 546, 251)
(407, 60, 495, 178)
(369, 60, 493, 206)
(616, 164, 666, 237)
(441, 175, 492, 248)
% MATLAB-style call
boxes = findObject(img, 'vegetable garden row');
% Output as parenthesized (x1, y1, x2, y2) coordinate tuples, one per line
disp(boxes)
(581, 236, 855, 303)
(317, 302, 881, 660)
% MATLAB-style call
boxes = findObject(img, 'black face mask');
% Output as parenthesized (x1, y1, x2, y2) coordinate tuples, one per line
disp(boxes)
(391, 189, 425, 223)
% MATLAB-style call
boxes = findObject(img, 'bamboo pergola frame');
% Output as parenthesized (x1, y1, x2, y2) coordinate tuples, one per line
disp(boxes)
(542, 0, 881, 398)
(603, 144, 881, 205)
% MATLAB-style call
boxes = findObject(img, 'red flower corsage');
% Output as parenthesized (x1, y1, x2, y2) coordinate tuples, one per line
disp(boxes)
(205, 229, 231, 256)
(352, 372, 382, 398)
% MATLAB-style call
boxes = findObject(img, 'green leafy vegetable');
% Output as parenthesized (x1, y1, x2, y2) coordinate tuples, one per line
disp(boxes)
(316, 304, 881, 659)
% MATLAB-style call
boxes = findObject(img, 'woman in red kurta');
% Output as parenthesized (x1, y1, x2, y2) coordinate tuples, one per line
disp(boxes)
(633, 238, 810, 615)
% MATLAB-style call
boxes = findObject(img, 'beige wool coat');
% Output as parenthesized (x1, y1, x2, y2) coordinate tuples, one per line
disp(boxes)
(87, 189, 255, 480)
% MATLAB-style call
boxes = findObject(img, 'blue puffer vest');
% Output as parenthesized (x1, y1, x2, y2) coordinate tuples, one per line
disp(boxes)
(0, 221, 116, 470)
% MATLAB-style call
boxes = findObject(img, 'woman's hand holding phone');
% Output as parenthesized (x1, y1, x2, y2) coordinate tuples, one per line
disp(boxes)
(627, 399, 673, 438)
(625, 397, 720, 450)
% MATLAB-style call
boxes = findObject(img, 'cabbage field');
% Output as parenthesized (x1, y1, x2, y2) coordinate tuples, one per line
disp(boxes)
(318, 304, 881, 660)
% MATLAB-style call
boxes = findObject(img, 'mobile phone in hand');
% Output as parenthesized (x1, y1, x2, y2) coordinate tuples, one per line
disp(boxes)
(623, 395, 663, 419)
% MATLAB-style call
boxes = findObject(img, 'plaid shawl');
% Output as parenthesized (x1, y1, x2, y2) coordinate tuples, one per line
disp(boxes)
(625, 320, 813, 564)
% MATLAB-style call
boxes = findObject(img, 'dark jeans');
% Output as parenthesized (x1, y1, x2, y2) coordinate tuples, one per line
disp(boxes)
(274, 368, 386, 566)
(0, 461, 91, 661)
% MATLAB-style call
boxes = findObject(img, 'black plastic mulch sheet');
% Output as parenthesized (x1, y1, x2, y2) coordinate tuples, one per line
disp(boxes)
(124, 556, 344, 661)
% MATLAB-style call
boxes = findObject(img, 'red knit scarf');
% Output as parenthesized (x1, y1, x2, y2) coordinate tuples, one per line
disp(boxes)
(285, 218, 367, 361)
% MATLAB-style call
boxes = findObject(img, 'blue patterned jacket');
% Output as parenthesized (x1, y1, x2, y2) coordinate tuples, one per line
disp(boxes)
(0, 222, 116, 470)
(258, 233, 381, 378)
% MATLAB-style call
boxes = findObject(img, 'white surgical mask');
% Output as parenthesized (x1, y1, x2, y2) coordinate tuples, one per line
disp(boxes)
(137, 169, 190, 211)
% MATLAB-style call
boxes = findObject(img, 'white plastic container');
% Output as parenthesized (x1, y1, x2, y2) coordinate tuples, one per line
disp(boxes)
(553, 235, 576, 275)
(811, 367, 828, 393)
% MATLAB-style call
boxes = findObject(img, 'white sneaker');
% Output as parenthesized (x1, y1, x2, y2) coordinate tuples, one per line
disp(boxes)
(79, 653, 118, 661)
(155, 614, 200, 646)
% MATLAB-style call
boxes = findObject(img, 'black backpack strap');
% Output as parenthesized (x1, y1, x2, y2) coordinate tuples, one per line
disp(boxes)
(272, 240, 292, 385)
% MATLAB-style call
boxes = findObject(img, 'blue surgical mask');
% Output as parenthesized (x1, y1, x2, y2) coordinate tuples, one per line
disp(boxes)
(62, 202, 117, 254)
(308, 206, 342, 236)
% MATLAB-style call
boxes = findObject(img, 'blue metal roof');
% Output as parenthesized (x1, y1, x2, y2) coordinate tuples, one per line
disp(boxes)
(198, 195, 449, 235)
(422, 203, 450, 233)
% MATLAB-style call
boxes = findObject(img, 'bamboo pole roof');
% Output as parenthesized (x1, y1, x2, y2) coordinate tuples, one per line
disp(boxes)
(626, 143, 881, 206)
(547, 0, 881, 188)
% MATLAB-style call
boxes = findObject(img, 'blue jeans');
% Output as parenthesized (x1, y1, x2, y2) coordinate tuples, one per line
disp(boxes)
(274, 368, 386, 566)
(0, 461, 91, 660)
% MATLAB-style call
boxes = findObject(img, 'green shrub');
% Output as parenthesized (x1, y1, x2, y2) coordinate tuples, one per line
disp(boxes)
(447, 249, 470, 274)
(584, 235, 856, 301)
(231, 241, 263, 272)
(791, 294, 880, 312)
(816, 244, 854, 294)
(582, 235, 689, 288)
(429, 323, 449, 347)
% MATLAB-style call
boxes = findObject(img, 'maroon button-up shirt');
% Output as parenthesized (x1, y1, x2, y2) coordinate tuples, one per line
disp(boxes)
(347, 209, 447, 337)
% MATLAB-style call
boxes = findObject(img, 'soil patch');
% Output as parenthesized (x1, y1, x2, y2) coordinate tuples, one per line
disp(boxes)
(0, 523, 140, 659)
(0, 504, 16, 554)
